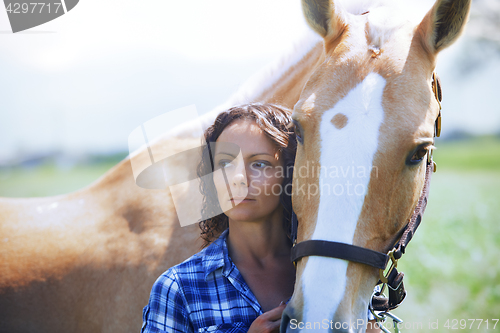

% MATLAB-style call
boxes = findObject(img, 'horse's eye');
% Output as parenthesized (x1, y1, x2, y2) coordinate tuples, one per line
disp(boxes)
(293, 120, 304, 144)
(409, 146, 430, 164)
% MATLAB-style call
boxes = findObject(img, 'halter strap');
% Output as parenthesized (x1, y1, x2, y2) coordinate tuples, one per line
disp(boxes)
(393, 157, 434, 257)
(291, 240, 389, 270)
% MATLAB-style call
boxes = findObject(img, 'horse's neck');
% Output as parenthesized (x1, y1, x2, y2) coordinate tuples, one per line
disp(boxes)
(1, 33, 324, 219)
(1, 33, 324, 212)
(99, 34, 324, 198)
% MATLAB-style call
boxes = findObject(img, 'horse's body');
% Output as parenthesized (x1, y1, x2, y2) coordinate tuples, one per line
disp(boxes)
(0, 0, 471, 332)
(0, 143, 202, 332)
(0, 32, 323, 333)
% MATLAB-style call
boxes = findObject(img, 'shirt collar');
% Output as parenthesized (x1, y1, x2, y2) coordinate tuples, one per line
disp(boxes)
(200, 228, 263, 314)
(201, 229, 233, 280)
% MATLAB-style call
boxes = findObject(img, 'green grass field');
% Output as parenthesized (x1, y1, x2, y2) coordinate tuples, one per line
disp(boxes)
(0, 154, 127, 197)
(1, 136, 499, 332)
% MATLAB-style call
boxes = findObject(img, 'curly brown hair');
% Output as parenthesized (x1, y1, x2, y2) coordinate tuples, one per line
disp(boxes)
(197, 103, 297, 247)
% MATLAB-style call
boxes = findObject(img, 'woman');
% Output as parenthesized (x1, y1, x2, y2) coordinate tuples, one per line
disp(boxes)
(142, 103, 297, 333)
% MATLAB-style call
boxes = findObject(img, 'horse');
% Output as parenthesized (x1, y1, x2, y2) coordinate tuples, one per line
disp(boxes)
(0, 0, 470, 332)
(280, 0, 471, 332)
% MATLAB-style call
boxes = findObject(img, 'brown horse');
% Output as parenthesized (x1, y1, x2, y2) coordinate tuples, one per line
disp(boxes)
(0, 0, 470, 332)
(281, 0, 471, 332)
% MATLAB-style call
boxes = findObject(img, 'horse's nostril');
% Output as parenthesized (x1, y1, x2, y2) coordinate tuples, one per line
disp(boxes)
(280, 305, 293, 333)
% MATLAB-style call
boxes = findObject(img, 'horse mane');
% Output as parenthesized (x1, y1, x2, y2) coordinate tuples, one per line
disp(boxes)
(225, 28, 322, 107)
(132, 28, 323, 147)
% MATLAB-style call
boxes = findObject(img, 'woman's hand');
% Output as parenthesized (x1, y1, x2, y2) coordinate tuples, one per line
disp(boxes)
(248, 303, 286, 333)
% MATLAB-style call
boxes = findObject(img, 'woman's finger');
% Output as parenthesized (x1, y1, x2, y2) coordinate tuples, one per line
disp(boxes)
(262, 303, 287, 322)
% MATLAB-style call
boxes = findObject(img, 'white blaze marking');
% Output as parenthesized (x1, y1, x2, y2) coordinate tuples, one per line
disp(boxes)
(301, 73, 386, 326)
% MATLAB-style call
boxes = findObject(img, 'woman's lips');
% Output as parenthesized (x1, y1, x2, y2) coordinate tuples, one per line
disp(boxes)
(230, 197, 255, 202)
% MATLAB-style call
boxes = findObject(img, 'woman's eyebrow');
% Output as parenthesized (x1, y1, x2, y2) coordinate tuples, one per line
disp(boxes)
(214, 152, 274, 158)
(248, 153, 274, 158)
(215, 152, 236, 157)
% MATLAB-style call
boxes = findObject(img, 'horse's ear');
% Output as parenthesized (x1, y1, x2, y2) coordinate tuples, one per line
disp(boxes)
(301, 0, 345, 39)
(418, 0, 471, 54)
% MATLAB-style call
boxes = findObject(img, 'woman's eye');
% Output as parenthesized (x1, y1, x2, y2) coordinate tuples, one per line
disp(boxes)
(218, 160, 232, 168)
(252, 161, 269, 168)
(410, 147, 429, 164)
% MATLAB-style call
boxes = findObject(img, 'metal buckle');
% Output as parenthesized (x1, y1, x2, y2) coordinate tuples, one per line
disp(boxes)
(432, 72, 442, 138)
(369, 288, 404, 333)
(374, 311, 404, 333)
(435, 112, 442, 137)
(379, 249, 398, 284)
(427, 149, 437, 173)
(292, 239, 297, 268)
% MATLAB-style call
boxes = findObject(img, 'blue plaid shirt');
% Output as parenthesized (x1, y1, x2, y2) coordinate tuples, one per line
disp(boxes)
(141, 229, 263, 333)
(141, 230, 375, 333)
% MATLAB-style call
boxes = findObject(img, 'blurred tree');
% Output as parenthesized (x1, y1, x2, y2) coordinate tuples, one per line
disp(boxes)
(469, 0, 500, 46)
(452, 0, 500, 75)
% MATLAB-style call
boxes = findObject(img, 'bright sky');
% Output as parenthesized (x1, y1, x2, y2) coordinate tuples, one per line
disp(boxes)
(0, 0, 498, 163)
(0, 0, 310, 162)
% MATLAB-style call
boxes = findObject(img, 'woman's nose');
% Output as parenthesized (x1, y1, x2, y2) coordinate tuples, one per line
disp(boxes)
(232, 163, 248, 186)
(232, 171, 247, 186)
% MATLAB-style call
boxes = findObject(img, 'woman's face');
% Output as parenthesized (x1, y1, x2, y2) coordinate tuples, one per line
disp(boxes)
(213, 119, 285, 223)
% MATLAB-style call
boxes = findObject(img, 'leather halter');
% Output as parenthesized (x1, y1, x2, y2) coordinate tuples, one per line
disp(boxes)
(290, 72, 442, 312)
